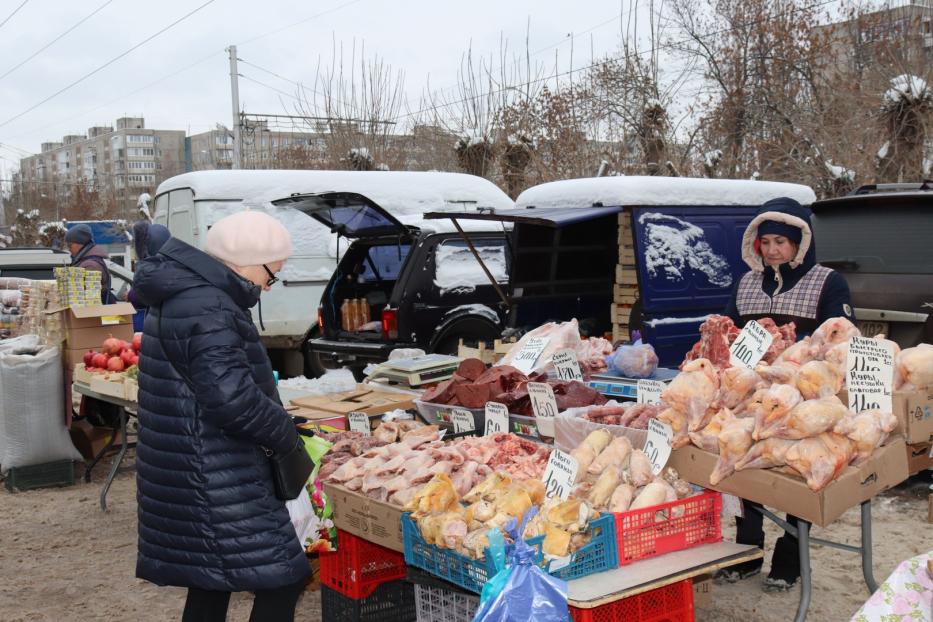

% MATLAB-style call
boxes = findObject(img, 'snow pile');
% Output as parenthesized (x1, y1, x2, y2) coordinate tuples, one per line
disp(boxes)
(704, 149, 723, 169)
(645, 314, 713, 328)
(638, 212, 733, 288)
(434, 243, 508, 295)
(277, 368, 357, 395)
(456, 131, 492, 149)
(882, 74, 931, 107)
(824, 160, 856, 183)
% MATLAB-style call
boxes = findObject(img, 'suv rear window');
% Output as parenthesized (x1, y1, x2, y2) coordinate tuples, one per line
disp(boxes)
(433, 238, 508, 294)
(359, 243, 410, 282)
(812, 205, 932, 274)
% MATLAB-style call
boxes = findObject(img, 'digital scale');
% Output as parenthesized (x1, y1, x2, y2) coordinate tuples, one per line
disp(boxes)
(588, 367, 679, 399)
(367, 354, 462, 387)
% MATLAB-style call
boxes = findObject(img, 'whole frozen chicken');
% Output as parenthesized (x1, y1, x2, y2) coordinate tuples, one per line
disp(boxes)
(752, 384, 804, 440)
(709, 415, 755, 486)
(689, 408, 734, 453)
(833, 409, 898, 465)
(657, 408, 690, 449)
(717, 367, 763, 411)
(823, 341, 849, 377)
(774, 337, 816, 367)
(754, 362, 799, 385)
(784, 432, 855, 491)
(734, 438, 798, 470)
(810, 317, 860, 357)
(758, 396, 849, 440)
(795, 360, 844, 400)
(895, 344, 933, 391)
(588, 436, 633, 475)
(661, 358, 720, 432)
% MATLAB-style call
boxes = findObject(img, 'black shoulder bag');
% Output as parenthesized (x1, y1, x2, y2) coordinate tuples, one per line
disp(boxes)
(156, 307, 313, 500)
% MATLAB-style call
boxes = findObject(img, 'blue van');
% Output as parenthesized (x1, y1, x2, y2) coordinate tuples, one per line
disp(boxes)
(425, 176, 816, 367)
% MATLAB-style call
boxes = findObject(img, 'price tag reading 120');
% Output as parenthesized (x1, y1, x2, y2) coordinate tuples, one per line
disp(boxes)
(348, 412, 371, 435)
(642, 418, 673, 475)
(484, 402, 509, 436)
(528, 382, 558, 437)
(729, 320, 774, 369)
(541, 448, 578, 501)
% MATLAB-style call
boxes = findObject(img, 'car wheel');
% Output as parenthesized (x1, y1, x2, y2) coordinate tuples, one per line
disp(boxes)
(433, 319, 501, 356)
(302, 328, 338, 378)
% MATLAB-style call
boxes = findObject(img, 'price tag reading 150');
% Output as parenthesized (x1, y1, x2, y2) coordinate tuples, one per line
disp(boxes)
(484, 402, 509, 435)
(541, 448, 578, 501)
(528, 382, 558, 437)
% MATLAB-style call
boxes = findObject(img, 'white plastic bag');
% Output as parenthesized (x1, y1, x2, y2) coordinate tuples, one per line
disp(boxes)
(554, 403, 648, 453)
(0, 344, 81, 472)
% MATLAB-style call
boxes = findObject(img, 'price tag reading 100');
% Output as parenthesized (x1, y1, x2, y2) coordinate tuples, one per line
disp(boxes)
(540, 448, 578, 501)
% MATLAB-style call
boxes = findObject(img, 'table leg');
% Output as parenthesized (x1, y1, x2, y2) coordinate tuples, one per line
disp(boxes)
(860, 500, 878, 593)
(83, 427, 119, 483)
(794, 520, 812, 622)
(99, 408, 128, 512)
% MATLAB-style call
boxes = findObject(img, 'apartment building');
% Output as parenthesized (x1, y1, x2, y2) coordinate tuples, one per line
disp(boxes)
(187, 121, 325, 170)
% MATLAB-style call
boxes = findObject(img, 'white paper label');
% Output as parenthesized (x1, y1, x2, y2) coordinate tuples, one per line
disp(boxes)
(637, 379, 666, 405)
(721, 493, 744, 518)
(484, 402, 509, 436)
(642, 418, 673, 475)
(729, 320, 774, 369)
(450, 409, 476, 434)
(541, 448, 578, 501)
(846, 336, 895, 413)
(528, 381, 558, 437)
(552, 348, 583, 382)
(348, 412, 371, 435)
(511, 336, 551, 374)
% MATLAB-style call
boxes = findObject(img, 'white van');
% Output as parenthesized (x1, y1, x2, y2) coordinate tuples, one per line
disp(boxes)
(152, 170, 513, 375)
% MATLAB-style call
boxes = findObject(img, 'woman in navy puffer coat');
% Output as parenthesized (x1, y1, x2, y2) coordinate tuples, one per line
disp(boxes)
(133, 211, 309, 621)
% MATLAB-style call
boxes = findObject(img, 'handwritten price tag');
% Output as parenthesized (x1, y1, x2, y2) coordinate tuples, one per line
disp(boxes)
(643, 418, 673, 475)
(484, 402, 509, 436)
(451, 409, 476, 434)
(729, 320, 774, 369)
(846, 336, 895, 413)
(637, 379, 666, 405)
(348, 411, 371, 435)
(528, 382, 558, 437)
(552, 348, 583, 381)
(541, 448, 578, 501)
(511, 336, 551, 374)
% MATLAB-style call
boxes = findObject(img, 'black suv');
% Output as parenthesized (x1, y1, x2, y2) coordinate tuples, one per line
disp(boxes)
(273, 192, 510, 368)
(811, 182, 933, 347)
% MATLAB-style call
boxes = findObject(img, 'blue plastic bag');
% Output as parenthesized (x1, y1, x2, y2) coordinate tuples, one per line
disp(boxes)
(472, 509, 568, 622)
(605, 339, 659, 379)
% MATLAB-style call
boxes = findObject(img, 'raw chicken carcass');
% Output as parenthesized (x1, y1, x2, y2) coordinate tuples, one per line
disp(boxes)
(833, 409, 898, 465)
(588, 436, 633, 475)
(895, 344, 933, 391)
(709, 415, 755, 486)
(759, 396, 850, 440)
(796, 360, 844, 400)
(752, 384, 804, 440)
(810, 317, 860, 357)
(774, 337, 816, 367)
(755, 362, 800, 385)
(717, 367, 763, 411)
(689, 408, 734, 453)
(658, 408, 690, 449)
(784, 432, 856, 491)
(735, 438, 798, 470)
(662, 357, 720, 431)
(404, 473, 460, 517)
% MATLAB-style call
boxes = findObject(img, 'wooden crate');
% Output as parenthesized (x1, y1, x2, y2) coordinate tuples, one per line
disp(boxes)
(615, 265, 638, 286)
(612, 325, 631, 343)
(611, 304, 633, 325)
(619, 247, 636, 265)
(457, 339, 514, 365)
(614, 284, 639, 304)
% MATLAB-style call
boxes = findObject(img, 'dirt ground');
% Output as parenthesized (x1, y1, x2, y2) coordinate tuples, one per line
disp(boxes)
(0, 451, 929, 622)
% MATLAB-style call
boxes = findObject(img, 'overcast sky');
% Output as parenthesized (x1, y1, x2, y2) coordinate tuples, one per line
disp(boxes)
(0, 0, 642, 171)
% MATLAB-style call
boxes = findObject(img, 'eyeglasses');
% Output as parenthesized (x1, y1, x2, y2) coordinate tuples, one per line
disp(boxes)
(262, 264, 279, 287)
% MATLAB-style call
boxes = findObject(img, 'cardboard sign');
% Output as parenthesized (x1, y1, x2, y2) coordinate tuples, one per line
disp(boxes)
(511, 336, 551, 374)
(484, 402, 509, 436)
(450, 409, 476, 434)
(552, 348, 583, 381)
(643, 418, 673, 475)
(348, 412, 371, 435)
(846, 336, 895, 413)
(637, 379, 666, 405)
(729, 320, 774, 369)
(541, 448, 578, 501)
(528, 381, 558, 437)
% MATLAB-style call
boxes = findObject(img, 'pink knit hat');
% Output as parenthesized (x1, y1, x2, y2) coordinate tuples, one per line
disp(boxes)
(205, 210, 293, 266)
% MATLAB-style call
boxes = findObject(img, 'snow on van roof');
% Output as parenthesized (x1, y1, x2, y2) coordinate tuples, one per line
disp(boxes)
(156, 170, 513, 214)
(515, 176, 816, 209)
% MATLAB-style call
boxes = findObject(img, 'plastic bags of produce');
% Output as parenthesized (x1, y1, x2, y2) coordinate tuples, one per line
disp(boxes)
(605, 340, 659, 379)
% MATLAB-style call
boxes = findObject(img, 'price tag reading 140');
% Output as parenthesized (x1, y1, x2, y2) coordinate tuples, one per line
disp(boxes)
(348, 412, 371, 435)
(642, 418, 673, 475)
(729, 320, 774, 369)
(484, 402, 509, 436)
(541, 448, 578, 501)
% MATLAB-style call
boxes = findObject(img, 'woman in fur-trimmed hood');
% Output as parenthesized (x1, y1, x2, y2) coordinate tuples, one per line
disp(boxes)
(724, 196, 854, 336)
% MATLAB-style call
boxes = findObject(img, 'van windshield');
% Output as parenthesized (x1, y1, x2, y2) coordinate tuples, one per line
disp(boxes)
(812, 205, 933, 274)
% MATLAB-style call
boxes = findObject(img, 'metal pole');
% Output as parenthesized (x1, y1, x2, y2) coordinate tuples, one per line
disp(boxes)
(795, 520, 812, 622)
(227, 45, 242, 169)
(860, 500, 878, 593)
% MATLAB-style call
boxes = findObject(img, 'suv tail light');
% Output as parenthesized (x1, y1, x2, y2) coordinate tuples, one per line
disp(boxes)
(381, 308, 398, 340)
(317, 306, 324, 331)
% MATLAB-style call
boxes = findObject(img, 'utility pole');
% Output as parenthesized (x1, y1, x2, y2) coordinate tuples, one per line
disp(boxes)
(227, 45, 242, 169)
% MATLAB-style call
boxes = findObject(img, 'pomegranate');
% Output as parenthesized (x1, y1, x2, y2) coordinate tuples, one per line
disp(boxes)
(83, 350, 97, 367)
(130, 354, 140, 366)
(107, 356, 125, 372)
(120, 350, 135, 366)
(132, 333, 142, 352)
(91, 353, 109, 369)
(102, 335, 122, 355)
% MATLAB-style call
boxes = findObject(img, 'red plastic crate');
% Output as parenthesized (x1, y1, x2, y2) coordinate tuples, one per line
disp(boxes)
(614, 490, 722, 566)
(569, 578, 695, 622)
(319, 529, 407, 599)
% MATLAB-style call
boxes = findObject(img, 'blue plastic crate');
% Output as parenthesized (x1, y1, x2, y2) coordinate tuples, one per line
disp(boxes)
(402, 512, 617, 594)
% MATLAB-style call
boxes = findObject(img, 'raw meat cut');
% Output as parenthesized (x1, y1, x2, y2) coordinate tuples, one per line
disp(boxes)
(682, 316, 739, 368)
(588, 436, 633, 475)
(784, 432, 855, 491)
(756, 318, 797, 364)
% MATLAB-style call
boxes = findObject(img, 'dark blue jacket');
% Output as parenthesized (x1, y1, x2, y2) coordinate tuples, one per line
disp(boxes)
(724, 198, 853, 336)
(133, 238, 308, 592)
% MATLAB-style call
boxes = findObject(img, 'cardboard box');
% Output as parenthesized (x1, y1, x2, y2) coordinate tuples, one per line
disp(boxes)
(63, 347, 91, 368)
(839, 388, 933, 444)
(90, 372, 128, 399)
(906, 442, 933, 475)
(692, 573, 713, 609)
(668, 437, 908, 527)
(322, 482, 405, 552)
(69, 419, 123, 460)
(52, 302, 135, 351)
(290, 386, 414, 417)
(286, 406, 347, 433)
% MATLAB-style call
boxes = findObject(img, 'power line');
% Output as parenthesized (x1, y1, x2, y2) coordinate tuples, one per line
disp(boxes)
(0, 0, 30, 32)
(237, 0, 365, 47)
(0, 0, 218, 130)
(0, 0, 115, 82)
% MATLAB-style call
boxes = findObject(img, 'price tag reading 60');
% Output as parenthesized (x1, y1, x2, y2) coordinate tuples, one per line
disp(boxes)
(540, 448, 578, 501)
(643, 418, 673, 475)
(484, 402, 509, 436)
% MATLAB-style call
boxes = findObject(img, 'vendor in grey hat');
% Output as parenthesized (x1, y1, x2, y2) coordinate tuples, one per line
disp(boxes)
(65, 223, 113, 303)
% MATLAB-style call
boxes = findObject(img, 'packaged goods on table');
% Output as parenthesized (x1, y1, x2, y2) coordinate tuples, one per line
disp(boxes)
(494, 319, 613, 377)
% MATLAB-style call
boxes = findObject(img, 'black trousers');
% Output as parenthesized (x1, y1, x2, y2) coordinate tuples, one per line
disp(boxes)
(735, 500, 801, 582)
(182, 579, 305, 622)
